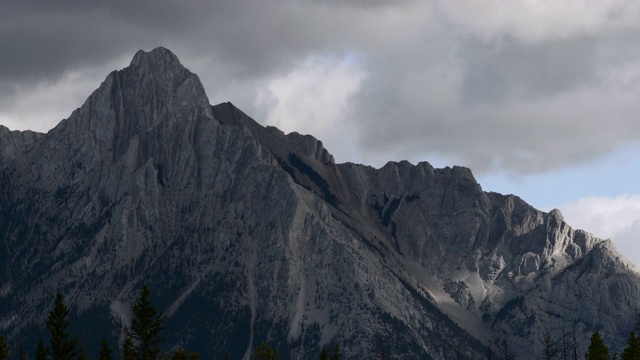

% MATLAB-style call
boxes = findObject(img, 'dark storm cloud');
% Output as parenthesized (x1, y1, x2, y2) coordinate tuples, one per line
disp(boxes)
(0, 1, 197, 84)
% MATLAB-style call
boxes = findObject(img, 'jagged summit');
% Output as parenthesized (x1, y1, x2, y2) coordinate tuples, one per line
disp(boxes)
(130, 47, 182, 68)
(1, 48, 640, 360)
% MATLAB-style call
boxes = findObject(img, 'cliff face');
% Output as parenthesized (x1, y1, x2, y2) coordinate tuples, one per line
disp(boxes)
(1, 48, 639, 359)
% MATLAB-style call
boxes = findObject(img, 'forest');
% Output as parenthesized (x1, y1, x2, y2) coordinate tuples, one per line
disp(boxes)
(0, 285, 636, 360)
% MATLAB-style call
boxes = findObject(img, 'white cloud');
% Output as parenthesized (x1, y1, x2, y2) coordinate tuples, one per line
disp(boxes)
(255, 55, 364, 140)
(555, 194, 640, 265)
(0, 57, 129, 133)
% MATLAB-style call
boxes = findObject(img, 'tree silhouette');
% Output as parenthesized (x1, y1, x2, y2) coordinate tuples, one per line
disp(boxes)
(36, 340, 47, 360)
(98, 338, 112, 360)
(130, 284, 164, 360)
(47, 293, 81, 360)
(320, 346, 329, 360)
(585, 332, 610, 360)
(250, 342, 279, 360)
(121, 327, 136, 360)
(621, 332, 640, 360)
(331, 345, 341, 360)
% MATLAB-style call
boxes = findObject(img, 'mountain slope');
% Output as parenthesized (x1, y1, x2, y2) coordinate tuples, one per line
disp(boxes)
(1, 48, 639, 359)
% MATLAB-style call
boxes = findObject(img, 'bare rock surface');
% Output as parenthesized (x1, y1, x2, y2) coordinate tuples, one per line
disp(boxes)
(1, 48, 639, 359)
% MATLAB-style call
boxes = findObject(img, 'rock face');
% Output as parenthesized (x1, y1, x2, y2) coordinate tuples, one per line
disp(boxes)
(1, 48, 640, 359)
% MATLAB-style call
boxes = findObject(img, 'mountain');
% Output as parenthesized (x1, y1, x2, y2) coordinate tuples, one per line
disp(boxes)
(1, 47, 640, 359)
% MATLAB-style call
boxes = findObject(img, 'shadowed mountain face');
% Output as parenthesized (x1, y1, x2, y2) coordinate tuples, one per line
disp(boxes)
(1, 48, 639, 359)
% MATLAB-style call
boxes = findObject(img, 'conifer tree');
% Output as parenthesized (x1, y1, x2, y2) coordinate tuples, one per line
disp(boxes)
(121, 327, 136, 360)
(98, 338, 112, 360)
(250, 342, 279, 360)
(621, 332, 640, 360)
(0, 334, 9, 360)
(171, 348, 201, 360)
(586, 332, 610, 360)
(36, 339, 47, 360)
(320, 346, 329, 360)
(331, 345, 341, 360)
(47, 293, 81, 360)
(130, 284, 164, 360)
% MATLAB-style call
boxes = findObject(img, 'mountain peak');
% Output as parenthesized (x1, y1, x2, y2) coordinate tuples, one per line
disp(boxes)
(129, 47, 181, 69)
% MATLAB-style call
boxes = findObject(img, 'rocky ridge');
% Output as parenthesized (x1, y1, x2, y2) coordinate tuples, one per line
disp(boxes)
(1, 48, 639, 359)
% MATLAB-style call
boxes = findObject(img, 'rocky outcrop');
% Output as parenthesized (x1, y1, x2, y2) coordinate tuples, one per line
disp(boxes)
(1, 48, 639, 360)
(0, 125, 43, 167)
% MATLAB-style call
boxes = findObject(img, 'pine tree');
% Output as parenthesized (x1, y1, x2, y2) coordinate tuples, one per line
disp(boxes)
(171, 348, 201, 360)
(331, 345, 340, 360)
(621, 332, 640, 360)
(47, 293, 81, 360)
(250, 342, 279, 360)
(0, 334, 9, 360)
(98, 338, 112, 360)
(130, 284, 164, 360)
(320, 346, 329, 360)
(585, 332, 610, 360)
(36, 340, 47, 360)
(121, 327, 136, 360)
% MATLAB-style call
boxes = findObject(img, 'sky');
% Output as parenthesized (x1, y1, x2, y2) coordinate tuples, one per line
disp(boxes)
(1, 1, 639, 263)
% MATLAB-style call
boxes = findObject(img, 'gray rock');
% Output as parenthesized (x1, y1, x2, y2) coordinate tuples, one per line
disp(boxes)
(1, 47, 639, 360)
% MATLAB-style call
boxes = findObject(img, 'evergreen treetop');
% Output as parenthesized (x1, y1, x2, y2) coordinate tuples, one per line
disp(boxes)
(320, 346, 329, 360)
(98, 338, 112, 360)
(331, 345, 341, 360)
(250, 342, 279, 360)
(621, 331, 640, 360)
(47, 293, 82, 360)
(35, 340, 47, 360)
(131, 284, 164, 360)
(586, 332, 610, 360)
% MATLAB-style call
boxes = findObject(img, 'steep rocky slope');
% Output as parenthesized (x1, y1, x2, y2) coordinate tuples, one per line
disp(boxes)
(1, 48, 639, 359)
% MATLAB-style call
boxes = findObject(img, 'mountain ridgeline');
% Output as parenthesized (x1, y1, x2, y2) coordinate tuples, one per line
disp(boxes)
(1, 48, 640, 359)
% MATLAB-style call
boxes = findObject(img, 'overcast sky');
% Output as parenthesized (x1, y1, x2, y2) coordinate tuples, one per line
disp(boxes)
(1, 1, 639, 263)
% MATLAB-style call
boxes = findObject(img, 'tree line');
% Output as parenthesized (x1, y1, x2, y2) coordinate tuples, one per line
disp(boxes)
(485, 326, 640, 360)
(4, 286, 639, 359)
(0, 285, 342, 360)
(0, 285, 198, 360)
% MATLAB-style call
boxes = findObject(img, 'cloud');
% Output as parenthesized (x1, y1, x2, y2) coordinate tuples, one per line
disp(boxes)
(556, 195, 640, 265)
(437, 0, 640, 43)
(2, 0, 640, 177)
(255, 55, 364, 147)
(0, 64, 121, 132)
